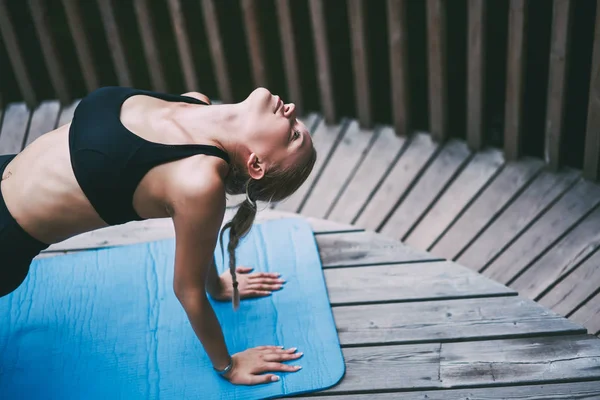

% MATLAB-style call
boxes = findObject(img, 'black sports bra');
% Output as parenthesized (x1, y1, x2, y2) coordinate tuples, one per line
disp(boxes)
(69, 86, 230, 226)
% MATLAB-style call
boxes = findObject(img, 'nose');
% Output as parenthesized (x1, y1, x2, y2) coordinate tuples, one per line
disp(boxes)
(284, 103, 296, 119)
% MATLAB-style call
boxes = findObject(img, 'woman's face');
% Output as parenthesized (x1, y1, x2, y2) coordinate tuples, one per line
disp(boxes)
(243, 87, 313, 174)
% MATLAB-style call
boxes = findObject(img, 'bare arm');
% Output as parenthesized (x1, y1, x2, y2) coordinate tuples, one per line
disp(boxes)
(181, 91, 212, 105)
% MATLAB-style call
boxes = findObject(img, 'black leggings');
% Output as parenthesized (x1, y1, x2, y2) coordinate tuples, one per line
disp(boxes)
(0, 154, 50, 297)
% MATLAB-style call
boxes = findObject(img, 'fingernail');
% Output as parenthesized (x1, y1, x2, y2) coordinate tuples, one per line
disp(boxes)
(297, 352, 304, 356)
(290, 347, 297, 352)
(271, 376, 280, 381)
(279, 346, 285, 349)
(295, 366, 302, 370)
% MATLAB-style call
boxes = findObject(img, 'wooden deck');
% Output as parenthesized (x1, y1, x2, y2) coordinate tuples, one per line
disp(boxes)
(39, 209, 600, 397)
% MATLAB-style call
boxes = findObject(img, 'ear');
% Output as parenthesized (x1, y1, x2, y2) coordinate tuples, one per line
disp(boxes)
(246, 153, 265, 180)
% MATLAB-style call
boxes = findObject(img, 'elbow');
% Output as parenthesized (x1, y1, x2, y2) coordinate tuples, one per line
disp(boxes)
(173, 282, 206, 309)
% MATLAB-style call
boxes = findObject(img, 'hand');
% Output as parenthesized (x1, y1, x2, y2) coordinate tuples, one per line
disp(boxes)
(224, 346, 303, 385)
(214, 267, 285, 301)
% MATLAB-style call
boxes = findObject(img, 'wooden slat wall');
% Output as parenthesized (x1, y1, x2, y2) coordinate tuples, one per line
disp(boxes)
(0, 0, 598, 180)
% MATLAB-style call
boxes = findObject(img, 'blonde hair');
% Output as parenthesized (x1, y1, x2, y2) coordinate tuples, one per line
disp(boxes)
(219, 146, 317, 309)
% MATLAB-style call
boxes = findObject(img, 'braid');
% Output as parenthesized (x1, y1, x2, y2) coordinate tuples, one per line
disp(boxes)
(219, 188, 257, 310)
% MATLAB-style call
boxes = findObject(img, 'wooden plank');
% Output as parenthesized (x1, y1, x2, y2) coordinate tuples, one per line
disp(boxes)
(301, 121, 375, 219)
(317, 231, 439, 269)
(504, 0, 528, 160)
(380, 140, 471, 240)
(327, 126, 406, 224)
(483, 180, 600, 285)
(200, 0, 233, 104)
(62, 0, 99, 92)
(354, 132, 439, 231)
(348, 0, 371, 128)
(387, 0, 410, 136)
(512, 205, 600, 301)
(0, 103, 30, 155)
(167, 0, 198, 91)
(426, 0, 447, 142)
(97, 0, 132, 87)
(584, 0, 600, 181)
(24, 100, 60, 147)
(458, 168, 580, 271)
(545, 0, 572, 170)
(466, 0, 486, 151)
(405, 148, 504, 250)
(317, 335, 600, 393)
(430, 158, 544, 260)
(325, 261, 514, 306)
(241, 0, 268, 88)
(56, 100, 80, 128)
(297, 382, 600, 400)
(0, 0, 37, 107)
(308, 0, 336, 123)
(539, 248, 600, 317)
(275, 120, 345, 213)
(571, 291, 600, 334)
(275, 0, 303, 115)
(133, 0, 167, 92)
(334, 296, 584, 346)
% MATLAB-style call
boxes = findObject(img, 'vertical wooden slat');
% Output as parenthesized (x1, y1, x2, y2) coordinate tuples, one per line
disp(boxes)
(308, 0, 336, 124)
(348, 0, 372, 128)
(167, 0, 198, 91)
(426, 0, 448, 142)
(387, 0, 410, 136)
(241, 0, 268, 88)
(62, 0, 99, 92)
(133, 0, 167, 92)
(275, 0, 303, 115)
(545, 0, 572, 170)
(504, 0, 528, 161)
(200, 0, 234, 103)
(97, 0, 132, 87)
(28, 0, 70, 105)
(584, 0, 600, 181)
(467, 0, 486, 151)
(0, 1, 37, 107)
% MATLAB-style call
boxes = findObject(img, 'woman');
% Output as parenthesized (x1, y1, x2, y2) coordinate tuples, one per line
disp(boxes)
(0, 86, 317, 385)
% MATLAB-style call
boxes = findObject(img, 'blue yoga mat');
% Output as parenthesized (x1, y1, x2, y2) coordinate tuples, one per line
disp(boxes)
(0, 218, 344, 399)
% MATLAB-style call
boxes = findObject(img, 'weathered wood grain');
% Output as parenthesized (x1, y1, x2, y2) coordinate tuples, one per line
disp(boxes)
(334, 296, 584, 346)
(275, 119, 345, 213)
(297, 382, 600, 400)
(62, 0, 99, 92)
(380, 140, 471, 240)
(431, 158, 544, 260)
(387, 0, 410, 136)
(483, 180, 600, 285)
(56, 100, 80, 128)
(133, 0, 167, 92)
(325, 261, 513, 305)
(0, 103, 30, 155)
(327, 126, 406, 224)
(97, 0, 132, 87)
(467, 0, 486, 151)
(275, 0, 303, 115)
(584, 0, 600, 181)
(545, 0, 572, 170)
(302, 121, 375, 219)
(512, 205, 600, 301)
(24, 100, 60, 147)
(348, 0, 371, 128)
(167, 0, 198, 91)
(426, 0, 447, 142)
(308, 0, 336, 123)
(504, 0, 527, 160)
(0, 0, 36, 107)
(241, 0, 268, 88)
(405, 148, 503, 250)
(354, 133, 438, 231)
(200, 0, 233, 104)
(539, 248, 600, 317)
(571, 292, 600, 334)
(317, 231, 436, 268)
(458, 168, 580, 271)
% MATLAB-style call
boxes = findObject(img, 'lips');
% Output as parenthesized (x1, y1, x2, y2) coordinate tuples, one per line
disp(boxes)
(274, 96, 283, 113)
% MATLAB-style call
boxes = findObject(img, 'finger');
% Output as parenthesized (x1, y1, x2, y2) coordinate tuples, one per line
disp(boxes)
(248, 277, 286, 284)
(262, 347, 298, 354)
(236, 267, 254, 274)
(255, 345, 285, 350)
(263, 351, 304, 362)
(250, 272, 281, 279)
(263, 362, 303, 373)
(245, 290, 272, 298)
(249, 374, 280, 385)
(248, 284, 283, 291)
